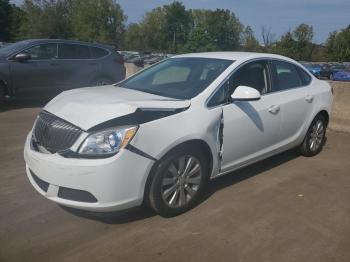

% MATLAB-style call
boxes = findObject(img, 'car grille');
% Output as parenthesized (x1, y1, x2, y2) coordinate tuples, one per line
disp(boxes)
(32, 111, 83, 153)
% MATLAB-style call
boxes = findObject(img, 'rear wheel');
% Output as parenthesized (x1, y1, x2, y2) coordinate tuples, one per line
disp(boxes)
(0, 86, 5, 105)
(299, 115, 327, 157)
(148, 147, 209, 217)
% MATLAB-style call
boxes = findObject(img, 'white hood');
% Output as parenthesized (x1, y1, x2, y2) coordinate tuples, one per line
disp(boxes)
(44, 85, 190, 130)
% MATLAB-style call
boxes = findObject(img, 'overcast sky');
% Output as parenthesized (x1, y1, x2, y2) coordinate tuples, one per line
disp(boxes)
(11, 0, 350, 43)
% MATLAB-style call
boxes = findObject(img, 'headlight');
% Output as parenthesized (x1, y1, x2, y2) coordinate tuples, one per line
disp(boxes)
(78, 126, 138, 156)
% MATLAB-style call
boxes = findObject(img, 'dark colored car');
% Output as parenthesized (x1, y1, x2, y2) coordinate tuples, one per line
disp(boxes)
(320, 64, 346, 80)
(301, 63, 321, 78)
(0, 39, 125, 102)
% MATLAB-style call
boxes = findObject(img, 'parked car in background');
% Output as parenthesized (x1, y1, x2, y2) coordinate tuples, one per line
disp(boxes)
(301, 63, 321, 78)
(0, 39, 125, 102)
(24, 52, 333, 216)
(0, 42, 11, 48)
(333, 67, 350, 82)
(320, 64, 346, 80)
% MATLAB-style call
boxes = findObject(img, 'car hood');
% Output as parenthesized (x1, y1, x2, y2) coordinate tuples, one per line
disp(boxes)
(44, 85, 191, 130)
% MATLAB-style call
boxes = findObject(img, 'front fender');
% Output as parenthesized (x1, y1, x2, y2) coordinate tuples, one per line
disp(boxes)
(131, 105, 223, 177)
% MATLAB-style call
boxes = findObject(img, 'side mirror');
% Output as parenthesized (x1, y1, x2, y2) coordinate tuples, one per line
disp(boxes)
(231, 85, 261, 101)
(14, 52, 31, 62)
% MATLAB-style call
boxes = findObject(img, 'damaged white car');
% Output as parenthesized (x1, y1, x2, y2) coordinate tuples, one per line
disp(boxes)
(24, 52, 333, 216)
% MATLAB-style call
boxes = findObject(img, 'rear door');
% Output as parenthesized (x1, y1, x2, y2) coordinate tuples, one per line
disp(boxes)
(270, 60, 314, 145)
(58, 43, 100, 90)
(10, 43, 64, 96)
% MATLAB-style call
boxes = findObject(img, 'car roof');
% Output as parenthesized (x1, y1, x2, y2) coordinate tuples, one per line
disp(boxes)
(174, 52, 297, 63)
(18, 39, 115, 50)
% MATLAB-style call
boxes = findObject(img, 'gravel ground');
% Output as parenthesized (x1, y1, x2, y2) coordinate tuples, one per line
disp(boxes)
(1, 103, 350, 262)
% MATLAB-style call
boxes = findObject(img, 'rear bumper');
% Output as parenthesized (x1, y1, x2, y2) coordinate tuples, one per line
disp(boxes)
(24, 132, 155, 212)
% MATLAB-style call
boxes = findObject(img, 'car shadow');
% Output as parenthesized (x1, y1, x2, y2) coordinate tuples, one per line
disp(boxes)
(60, 205, 156, 224)
(234, 101, 264, 132)
(61, 148, 301, 224)
(199, 149, 300, 205)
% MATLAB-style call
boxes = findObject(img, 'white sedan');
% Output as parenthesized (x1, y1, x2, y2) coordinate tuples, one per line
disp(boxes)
(24, 52, 333, 216)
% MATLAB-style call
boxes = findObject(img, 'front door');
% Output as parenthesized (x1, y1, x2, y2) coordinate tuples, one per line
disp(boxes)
(221, 60, 282, 172)
(10, 43, 64, 96)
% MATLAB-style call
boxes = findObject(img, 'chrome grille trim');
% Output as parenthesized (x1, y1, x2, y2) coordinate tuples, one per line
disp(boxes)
(32, 111, 83, 153)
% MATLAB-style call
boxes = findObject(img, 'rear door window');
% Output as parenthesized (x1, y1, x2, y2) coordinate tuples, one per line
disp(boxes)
(58, 44, 91, 59)
(90, 47, 109, 58)
(272, 60, 303, 91)
(296, 66, 312, 85)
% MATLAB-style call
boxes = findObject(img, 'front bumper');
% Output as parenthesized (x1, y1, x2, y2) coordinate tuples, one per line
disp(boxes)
(24, 133, 155, 212)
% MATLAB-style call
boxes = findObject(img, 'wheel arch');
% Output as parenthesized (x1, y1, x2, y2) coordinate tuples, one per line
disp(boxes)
(315, 109, 330, 127)
(0, 78, 10, 97)
(142, 139, 214, 204)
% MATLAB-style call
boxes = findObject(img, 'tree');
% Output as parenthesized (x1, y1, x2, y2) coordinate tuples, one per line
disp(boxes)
(292, 23, 314, 60)
(273, 31, 297, 58)
(0, 0, 23, 41)
(123, 23, 144, 51)
(261, 26, 275, 51)
(204, 9, 243, 51)
(184, 8, 243, 53)
(273, 23, 315, 60)
(142, 7, 167, 51)
(242, 26, 261, 52)
(184, 27, 216, 52)
(163, 1, 191, 52)
(325, 26, 350, 62)
(18, 0, 74, 39)
(71, 0, 126, 47)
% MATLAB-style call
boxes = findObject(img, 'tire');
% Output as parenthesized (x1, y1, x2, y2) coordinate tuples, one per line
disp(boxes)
(90, 77, 113, 86)
(299, 114, 327, 157)
(0, 86, 5, 105)
(148, 147, 209, 217)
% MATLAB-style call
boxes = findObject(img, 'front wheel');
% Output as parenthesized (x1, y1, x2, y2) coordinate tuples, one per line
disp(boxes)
(148, 148, 209, 217)
(299, 115, 327, 157)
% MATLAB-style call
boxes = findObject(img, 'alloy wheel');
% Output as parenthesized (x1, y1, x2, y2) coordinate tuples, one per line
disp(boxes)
(309, 119, 325, 152)
(161, 155, 202, 208)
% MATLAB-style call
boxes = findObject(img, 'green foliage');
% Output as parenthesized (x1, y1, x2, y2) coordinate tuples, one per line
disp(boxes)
(163, 1, 191, 52)
(273, 24, 315, 61)
(70, 0, 126, 47)
(18, 0, 73, 39)
(15, 0, 126, 47)
(241, 26, 261, 52)
(2, 0, 350, 62)
(325, 26, 350, 62)
(0, 0, 23, 41)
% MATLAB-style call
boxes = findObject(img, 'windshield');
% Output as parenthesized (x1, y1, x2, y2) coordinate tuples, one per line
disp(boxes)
(119, 57, 233, 99)
(0, 41, 31, 56)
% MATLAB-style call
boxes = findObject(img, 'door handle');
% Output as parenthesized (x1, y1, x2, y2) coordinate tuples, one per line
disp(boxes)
(50, 63, 59, 66)
(268, 105, 280, 114)
(305, 94, 314, 103)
